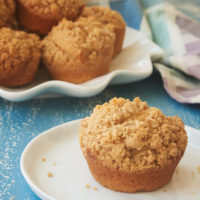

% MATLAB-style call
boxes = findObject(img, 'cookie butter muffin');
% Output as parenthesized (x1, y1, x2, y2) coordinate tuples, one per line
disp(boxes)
(80, 6, 126, 57)
(42, 18, 115, 83)
(16, 0, 85, 34)
(79, 97, 188, 193)
(0, 0, 17, 28)
(0, 28, 41, 87)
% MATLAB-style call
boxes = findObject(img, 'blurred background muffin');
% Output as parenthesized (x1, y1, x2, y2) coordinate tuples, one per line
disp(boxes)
(16, 0, 85, 35)
(0, 28, 41, 87)
(42, 18, 115, 83)
(79, 6, 126, 57)
(0, 0, 17, 28)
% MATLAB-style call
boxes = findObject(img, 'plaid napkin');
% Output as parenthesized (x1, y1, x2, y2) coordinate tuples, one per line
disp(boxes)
(139, 0, 200, 103)
(104, 0, 200, 103)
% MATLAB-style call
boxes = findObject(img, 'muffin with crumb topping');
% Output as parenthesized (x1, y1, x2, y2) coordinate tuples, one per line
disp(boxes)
(0, 0, 17, 28)
(16, 0, 85, 34)
(0, 28, 41, 87)
(79, 97, 188, 192)
(79, 6, 126, 57)
(42, 18, 115, 83)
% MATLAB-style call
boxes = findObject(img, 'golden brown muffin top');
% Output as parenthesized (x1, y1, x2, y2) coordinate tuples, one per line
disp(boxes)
(0, 0, 16, 28)
(42, 18, 115, 64)
(19, 0, 85, 20)
(80, 6, 126, 30)
(79, 97, 188, 172)
(0, 28, 41, 80)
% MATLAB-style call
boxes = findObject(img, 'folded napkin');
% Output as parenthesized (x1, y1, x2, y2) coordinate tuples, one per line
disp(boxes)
(140, 0, 200, 103)
(104, 0, 200, 103)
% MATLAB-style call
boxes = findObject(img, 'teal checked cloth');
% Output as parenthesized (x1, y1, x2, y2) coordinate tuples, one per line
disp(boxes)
(110, 0, 200, 103)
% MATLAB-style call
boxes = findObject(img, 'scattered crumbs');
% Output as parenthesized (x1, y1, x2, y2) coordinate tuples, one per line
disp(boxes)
(197, 165, 200, 174)
(85, 184, 90, 189)
(47, 172, 53, 178)
(10, 196, 15, 200)
(163, 189, 167, 192)
(192, 171, 195, 175)
(175, 167, 179, 175)
(42, 158, 46, 162)
(53, 162, 57, 166)
(93, 187, 98, 191)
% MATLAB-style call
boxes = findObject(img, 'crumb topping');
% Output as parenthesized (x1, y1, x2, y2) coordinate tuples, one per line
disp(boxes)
(0, 28, 41, 81)
(79, 97, 188, 172)
(20, 0, 85, 20)
(0, 0, 16, 28)
(42, 18, 115, 67)
(80, 6, 126, 31)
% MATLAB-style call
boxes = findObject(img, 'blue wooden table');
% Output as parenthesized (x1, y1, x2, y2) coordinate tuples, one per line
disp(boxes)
(0, 1, 200, 199)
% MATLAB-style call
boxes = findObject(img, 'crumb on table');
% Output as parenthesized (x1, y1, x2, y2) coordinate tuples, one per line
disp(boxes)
(53, 162, 57, 166)
(93, 187, 98, 191)
(42, 158, 46, 162)
(192, 171, 195, 175)
(47, 172, 53, 178)
(85, 184, 90, 189)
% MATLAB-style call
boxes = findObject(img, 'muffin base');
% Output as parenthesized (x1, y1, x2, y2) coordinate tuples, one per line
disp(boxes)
(113, 26, 125, 57)
(85, 149, 182, 193)
(43, 57, 111, 84)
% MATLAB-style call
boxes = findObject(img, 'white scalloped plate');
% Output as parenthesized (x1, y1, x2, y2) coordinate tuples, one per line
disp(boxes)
(21, 119, 200, 200)
(0, 27, 164, 101)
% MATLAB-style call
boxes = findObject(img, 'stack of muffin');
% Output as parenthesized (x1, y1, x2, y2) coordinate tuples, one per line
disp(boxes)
(0, 0, 126, 87)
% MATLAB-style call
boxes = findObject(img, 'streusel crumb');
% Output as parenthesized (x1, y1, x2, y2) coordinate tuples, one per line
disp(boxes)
(79, 97, 187, 172)
(85, 184, 90, 189)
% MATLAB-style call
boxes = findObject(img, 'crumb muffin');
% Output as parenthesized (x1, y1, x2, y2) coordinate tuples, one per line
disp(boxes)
(79, 97, 188, 192)
(0, 0, 17, 28)
(16, 0, 85, 34)
(42, 18, 115, 83)
(80, 6, 126, 57)
(0, 28, 41, 87)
